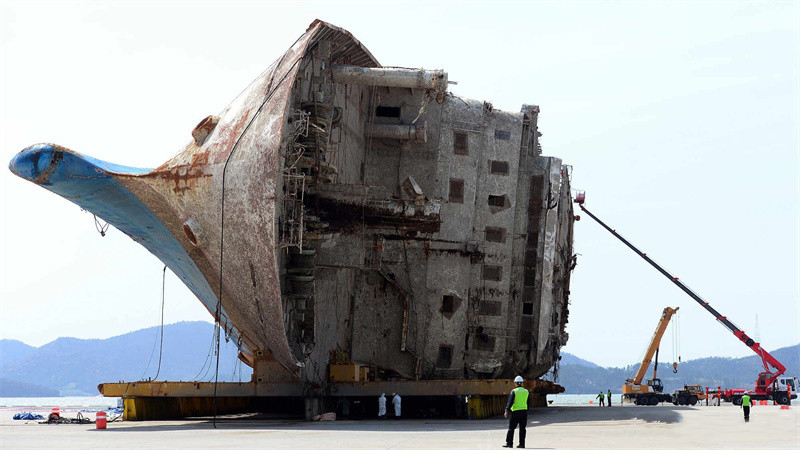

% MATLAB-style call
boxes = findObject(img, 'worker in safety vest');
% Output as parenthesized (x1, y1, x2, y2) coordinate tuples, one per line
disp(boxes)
(596, 391, 605, 406)
(503, 375, 529, 448)
(741, 394, 751, 422)
(607, 389, 612, 407)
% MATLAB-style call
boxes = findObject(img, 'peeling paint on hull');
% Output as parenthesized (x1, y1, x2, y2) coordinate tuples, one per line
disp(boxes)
(9, 20, 576, 384)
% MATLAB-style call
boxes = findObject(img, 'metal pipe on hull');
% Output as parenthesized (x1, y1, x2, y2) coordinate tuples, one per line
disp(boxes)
(332, 65, 448, 90)
(366, 123, 427, 143)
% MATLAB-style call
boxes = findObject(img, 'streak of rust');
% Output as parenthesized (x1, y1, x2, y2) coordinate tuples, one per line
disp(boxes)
(213, 112, 252, 165)
(152, 164, 213, 195)
(33, 150, 63, 184)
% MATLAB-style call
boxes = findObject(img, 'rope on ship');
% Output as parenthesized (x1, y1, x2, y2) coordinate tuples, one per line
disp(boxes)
(212, 30, 307, 427)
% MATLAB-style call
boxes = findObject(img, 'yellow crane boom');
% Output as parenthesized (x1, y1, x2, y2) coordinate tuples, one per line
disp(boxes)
(629, 307, 679, 385)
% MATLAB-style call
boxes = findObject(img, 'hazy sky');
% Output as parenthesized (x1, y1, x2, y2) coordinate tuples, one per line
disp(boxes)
(1, 1, 798, 368)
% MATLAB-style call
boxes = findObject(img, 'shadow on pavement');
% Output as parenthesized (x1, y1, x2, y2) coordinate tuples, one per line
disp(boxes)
(97, 405, 691, 432)
(530, 404, 687, 425)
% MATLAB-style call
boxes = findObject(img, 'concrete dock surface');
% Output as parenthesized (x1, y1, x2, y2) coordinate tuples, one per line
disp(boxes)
(2, 403, 798, 448)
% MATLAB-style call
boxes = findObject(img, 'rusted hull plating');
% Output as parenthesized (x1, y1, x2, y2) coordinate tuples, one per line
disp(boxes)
(9, 20, 576, 385)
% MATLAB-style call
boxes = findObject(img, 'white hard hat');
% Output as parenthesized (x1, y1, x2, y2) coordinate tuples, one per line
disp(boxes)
(514, 376, 524, 383)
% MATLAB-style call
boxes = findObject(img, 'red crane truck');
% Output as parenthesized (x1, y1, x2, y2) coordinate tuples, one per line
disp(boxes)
(575, 192, 796, 405)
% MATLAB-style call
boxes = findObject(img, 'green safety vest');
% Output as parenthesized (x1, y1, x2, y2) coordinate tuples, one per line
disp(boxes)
(511, 387, 529, 411)
(742, 395, 751, 407)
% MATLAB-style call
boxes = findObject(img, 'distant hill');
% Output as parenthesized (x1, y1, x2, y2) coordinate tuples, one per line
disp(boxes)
(554, 344, 800, 394)
(1, 321, 251, 396)
(0, 378, 59, 397)
(1, 340, 35, 369)
(560, 352, 600, 368)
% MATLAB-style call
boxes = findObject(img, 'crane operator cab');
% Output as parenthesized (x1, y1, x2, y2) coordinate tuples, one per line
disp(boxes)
(646, 378, 664, 393)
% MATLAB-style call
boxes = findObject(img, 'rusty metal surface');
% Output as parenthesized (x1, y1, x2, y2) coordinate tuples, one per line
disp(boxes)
(9, 21, 377, 377)
(10, 20, 576, 389)
(116, 24, 325, 375)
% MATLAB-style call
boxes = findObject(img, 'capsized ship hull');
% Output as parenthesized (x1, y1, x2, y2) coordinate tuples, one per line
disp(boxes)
(9, 20, 576, 384)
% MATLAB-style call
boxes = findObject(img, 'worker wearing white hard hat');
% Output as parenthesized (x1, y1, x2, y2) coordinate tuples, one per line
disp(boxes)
(503, 376, 529, 448)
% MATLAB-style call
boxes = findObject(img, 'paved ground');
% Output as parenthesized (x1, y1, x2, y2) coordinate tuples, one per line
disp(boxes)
(2, 403, 798, 448)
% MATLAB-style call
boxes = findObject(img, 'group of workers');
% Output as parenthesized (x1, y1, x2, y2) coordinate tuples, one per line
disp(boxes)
(377, 393, 402, 419)
(595, 389, 614, 406)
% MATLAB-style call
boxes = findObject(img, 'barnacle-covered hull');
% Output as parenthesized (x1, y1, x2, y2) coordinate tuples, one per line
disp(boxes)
(9, 20, 575, 384)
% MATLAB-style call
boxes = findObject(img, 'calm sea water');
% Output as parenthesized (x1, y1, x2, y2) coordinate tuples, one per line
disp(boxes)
(0, 395, 120, 411)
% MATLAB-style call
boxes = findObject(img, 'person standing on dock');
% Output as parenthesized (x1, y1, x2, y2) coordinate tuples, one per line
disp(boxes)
(596, 391, 605, 406)
(503, 375, 529, 448)
(378, 393, 387, 419)
(741, 393, 751, 422)
(392, 393, 401, 418)
(607, 389, 612, 407)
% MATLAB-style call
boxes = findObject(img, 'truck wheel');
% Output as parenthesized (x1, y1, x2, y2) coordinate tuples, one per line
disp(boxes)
(689, 396, 698, 406)
(677, 395, 687, 405)
(776, 393, 790, 405)
(649, 396, 660, 406)
(733, 397, 742, 406)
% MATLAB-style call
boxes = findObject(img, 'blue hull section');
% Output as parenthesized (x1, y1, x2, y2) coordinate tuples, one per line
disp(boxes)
(9, 144, 241, 348)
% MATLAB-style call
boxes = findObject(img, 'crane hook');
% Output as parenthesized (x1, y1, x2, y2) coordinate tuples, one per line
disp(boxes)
(673, 362, 678, 374)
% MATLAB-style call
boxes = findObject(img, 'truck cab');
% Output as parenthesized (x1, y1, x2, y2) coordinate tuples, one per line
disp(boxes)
(776, 377, 798, 395)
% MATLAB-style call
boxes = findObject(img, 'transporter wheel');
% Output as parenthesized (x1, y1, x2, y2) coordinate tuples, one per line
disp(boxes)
(689, 396, 698, 406)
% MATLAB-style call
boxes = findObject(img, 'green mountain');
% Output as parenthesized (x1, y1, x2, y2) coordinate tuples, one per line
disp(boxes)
(0, 321, 251, 396)
(0, 339, 36, 369)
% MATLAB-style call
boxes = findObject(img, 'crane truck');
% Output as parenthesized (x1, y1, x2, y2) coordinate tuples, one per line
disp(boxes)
(622, 306, 680, 406)
(576, 192, 797, 405)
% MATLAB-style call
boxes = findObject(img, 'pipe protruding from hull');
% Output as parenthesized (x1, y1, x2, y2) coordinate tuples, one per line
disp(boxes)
(367, 123, 427, 143)
(332, 65, 448, 90)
